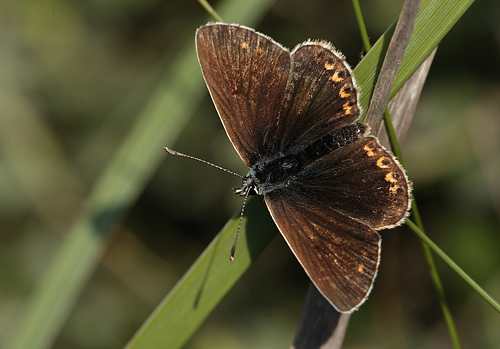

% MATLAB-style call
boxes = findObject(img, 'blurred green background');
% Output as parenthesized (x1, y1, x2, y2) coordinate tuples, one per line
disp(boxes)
(1, 0, 499, 348)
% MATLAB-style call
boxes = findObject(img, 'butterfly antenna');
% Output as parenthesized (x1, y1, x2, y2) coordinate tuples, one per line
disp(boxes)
(230, 189, 251, 261)
(164, 146, 243, 178)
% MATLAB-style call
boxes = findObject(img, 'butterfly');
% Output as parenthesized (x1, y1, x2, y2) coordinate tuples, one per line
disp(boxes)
(172, 23, 411, 313)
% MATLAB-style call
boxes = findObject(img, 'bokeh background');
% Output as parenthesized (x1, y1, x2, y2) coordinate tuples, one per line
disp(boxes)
(1, 0, 499, 348)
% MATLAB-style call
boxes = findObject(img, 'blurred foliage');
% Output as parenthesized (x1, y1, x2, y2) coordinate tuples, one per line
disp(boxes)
(1, 0, 499, 348)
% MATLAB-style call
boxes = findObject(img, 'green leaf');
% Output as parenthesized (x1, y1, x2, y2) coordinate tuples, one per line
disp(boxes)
(355, 0, 474, 113)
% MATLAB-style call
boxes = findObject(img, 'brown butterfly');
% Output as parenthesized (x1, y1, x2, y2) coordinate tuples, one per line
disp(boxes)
(169, 23, 411, 313)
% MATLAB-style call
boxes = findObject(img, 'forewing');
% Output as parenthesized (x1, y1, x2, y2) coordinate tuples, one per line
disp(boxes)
(196, 24, 291, 166)
(298, 136, 411, 229)
(265, 191, 381, 313)
(274, 41, 362, 154)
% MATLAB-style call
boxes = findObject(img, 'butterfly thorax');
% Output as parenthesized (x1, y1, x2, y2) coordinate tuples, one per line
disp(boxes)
(234, 123, 369, 197)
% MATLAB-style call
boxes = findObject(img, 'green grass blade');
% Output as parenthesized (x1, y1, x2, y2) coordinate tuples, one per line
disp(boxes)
(126, 198, 277, 348)
(351, 0, 372, 53)
(6, 39, 202, 349)
(198, 0, 224, 21)
(384, 111, 462, 348)
(406, 219, 500, 313)
(355, 0, 475, 113)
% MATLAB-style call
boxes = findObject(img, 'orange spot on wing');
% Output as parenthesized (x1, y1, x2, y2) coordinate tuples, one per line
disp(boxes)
(339, 86, 350, 98)
(364, 145, 375, 156)
(342, 102, 354, 115)
(330, 71, 344, 83)
(377, 157, 390, 168)
(385, 172, 398, 184)
(325, 62, 335, 70)
(389, 185, 401, 195)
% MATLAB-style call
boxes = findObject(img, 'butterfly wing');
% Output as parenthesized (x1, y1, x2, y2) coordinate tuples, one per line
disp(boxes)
(197, 24, 411, 311)
(265, 190, 381, 313)
(196, 24, 291, 167)
(297, 136, 411, 229)
(197, 25, 362, 165)
(274, 41, 362, 155)
(264, 136, 411, 312)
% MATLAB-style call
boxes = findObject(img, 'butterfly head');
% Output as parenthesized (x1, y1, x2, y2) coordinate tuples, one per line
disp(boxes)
(234, 169, 261, 197)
